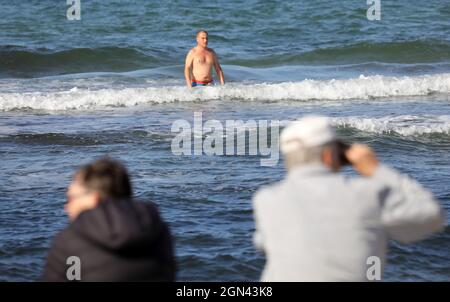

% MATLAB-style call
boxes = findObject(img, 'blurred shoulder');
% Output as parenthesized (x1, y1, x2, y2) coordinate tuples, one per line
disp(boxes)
(187, 48, 195, 56)
(253, 180, 285, 206)
(135, 199, 160, 212)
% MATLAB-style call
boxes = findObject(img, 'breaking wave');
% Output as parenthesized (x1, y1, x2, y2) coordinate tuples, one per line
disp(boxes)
(1, 73, 450, 111)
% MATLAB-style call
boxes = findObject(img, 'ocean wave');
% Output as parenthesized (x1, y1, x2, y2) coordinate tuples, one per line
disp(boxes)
(333, 115, 450, 136)
(229, 40, 450, 67)
(1, 73, 449, 111)
(0, 129, 174, 145)
(2, 40, 450, 78)
(1, 115, 448, 141)
(0, 46, 164, 78)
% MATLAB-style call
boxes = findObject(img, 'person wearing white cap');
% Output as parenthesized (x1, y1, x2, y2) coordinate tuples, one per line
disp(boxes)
(252, 115, 444, 281)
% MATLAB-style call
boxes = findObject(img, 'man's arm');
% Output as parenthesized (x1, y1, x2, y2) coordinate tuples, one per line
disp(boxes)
(212, 50, 225, 85)
(373, 165, 444, 243)
(252, 190, 267, 252)
(184, 50, 194, 88)
(346, 144, 444, 243)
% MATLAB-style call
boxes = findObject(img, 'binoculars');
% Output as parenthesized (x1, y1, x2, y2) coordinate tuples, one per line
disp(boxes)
(336, 141, 351, 166)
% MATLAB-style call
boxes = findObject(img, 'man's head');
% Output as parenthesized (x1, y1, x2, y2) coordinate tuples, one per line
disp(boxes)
(196, 30, 208, 48)
(65, 158, 132, 221)
(280, 116, 347, 172)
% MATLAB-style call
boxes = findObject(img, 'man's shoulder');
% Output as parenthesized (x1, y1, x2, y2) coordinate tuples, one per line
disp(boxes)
(134, 200, 162, 216)
(253, 180, 284, 204)
(45, 226, 79, 262)
(52, 225, 81, 248)
(207, 47, 217, 55)
(345, 171, 389, 193)
(187, 47, 202, 56)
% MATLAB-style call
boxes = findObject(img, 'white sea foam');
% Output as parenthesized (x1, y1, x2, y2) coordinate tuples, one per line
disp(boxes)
(1, 73, 450, 111)
(332, 115, 450, 136)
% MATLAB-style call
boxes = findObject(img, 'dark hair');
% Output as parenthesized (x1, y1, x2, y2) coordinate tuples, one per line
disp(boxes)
(196, 30, 208, 37)
(76, 157, 132, 201)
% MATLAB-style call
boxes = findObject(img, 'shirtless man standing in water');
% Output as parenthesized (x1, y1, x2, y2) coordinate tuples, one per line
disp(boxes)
(184, 30, 225, 88)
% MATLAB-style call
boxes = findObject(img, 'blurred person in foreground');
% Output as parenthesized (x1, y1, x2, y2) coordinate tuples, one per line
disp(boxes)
(252, 115, 444, 281)
(42, 158, 175, 281)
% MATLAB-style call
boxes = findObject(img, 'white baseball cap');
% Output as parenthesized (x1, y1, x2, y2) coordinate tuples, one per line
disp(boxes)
(280, 115, 336, 154)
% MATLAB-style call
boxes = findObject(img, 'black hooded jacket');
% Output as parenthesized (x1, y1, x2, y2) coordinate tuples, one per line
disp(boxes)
(42, 200, 175, 281)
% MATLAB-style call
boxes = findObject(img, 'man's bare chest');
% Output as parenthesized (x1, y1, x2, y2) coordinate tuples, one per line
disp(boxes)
(194, 53, 213, 65)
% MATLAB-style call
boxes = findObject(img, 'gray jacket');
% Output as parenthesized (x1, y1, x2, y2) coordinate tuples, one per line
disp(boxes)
(252, 163, 444, 281)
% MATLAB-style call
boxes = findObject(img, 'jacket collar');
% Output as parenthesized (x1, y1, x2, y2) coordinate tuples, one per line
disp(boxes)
(287, 163, 332, 179)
